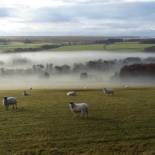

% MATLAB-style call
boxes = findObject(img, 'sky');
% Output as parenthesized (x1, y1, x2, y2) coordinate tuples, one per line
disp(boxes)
(0, 0, 155, 36)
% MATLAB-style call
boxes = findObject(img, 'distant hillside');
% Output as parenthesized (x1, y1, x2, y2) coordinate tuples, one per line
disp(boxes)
(144, 46, 155, 52)
(120, 63, 155, 79)
(0, 36, 155, 53)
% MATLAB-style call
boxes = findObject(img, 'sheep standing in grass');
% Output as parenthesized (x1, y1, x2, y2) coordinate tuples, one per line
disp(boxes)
(103, 88, 114, 95)
(124, 85, 129, 88)
(66, 91, 76, 96)
(2, 97, 17, 110)
(69, 102, 88, 117)
(22, 88, 32, 96)
(23, 90, 30, 96)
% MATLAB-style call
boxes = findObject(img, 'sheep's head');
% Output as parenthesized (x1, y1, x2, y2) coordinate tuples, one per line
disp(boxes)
(3, 97, 7, 104)
(4, 97, 7, 100)
(103, 88, 106, 91)
(69, 102, 75, 108)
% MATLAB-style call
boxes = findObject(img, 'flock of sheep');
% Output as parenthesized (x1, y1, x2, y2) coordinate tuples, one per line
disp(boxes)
(2, 87, 114, 117)
(67, 88, 114, 117)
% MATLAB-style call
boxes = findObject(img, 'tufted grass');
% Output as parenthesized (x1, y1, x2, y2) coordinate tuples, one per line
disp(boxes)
(0, 41, 154, 53)
(0, 88, 155, 155)
(53, 42, 155, 52)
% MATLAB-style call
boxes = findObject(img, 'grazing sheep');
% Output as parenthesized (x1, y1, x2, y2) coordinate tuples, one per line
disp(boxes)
(23, 90, 30, 96)
(83, 86, 88, 90)
(22, 88, 32, 96)
(103, 88, 114, 95)
(124, 85, 129, 88)
(66, 91, 76, 96)
(2, 97, 17, 110)
(69, 102, 88, 117)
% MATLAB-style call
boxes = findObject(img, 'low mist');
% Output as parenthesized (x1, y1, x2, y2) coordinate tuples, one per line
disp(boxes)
(0, 51, 155, 90)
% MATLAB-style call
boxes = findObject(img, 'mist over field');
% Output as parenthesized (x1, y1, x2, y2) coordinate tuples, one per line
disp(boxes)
(1, 51, 155, 66)
(0, 51, 155, 89)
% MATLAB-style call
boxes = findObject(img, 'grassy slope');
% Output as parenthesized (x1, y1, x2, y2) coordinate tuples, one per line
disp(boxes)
(0, 43, 41, 50)
(0, 42, 155, 53)
(53, 42, 155, 52)
(0, 42, 54, 53)
(0, 88, 155, 155)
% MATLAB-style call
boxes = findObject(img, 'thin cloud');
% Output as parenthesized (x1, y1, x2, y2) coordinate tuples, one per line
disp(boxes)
(0, 8, 10, 17)
(0, 0, 155, 36)
(32, 2, 155, 22)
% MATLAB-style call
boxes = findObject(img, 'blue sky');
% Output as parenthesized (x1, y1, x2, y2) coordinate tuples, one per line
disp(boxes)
(0, 0, 155, 36)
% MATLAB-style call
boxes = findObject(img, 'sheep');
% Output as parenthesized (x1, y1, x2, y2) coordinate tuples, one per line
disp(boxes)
(23, 90, 30, 96)
(103, 88, 114, 95)
(66, 91, 77, 96)
(124, 85, 129, 88)
(69, 102, 88, 117)
(2, 97, 17, 110)
(22, 88, 32, 96)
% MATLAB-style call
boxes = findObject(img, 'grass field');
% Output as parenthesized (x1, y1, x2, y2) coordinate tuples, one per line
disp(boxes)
(0, 88, 155, 155)
(53, 42, 155, 52)
(0, 41, 154, 53)
(0, 42, 41, 51)
(0, 42, 58, 53)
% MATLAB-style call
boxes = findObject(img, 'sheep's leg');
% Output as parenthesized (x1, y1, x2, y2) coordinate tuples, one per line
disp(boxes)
(15, 103, 17, 109)
(71, 111, 77, 118)
(83, 110, 88, 118)
(5, 105, 7, 110)
(85, 110, 88, 118)
(80, 112, 83, 117)
(5, 105, 8, 111)
(12, 104, 15, 109)
(73, 113, 76, 117)
(80, 110, 85, 117)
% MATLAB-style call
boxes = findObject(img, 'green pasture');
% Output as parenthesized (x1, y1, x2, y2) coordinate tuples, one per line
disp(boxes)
(0, 88, 155, 155)
(53, 42, 155, 52)
(0, 41, 154, 53)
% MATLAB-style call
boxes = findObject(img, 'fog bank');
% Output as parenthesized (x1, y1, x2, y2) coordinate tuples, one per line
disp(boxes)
(0, 51, 155, 90)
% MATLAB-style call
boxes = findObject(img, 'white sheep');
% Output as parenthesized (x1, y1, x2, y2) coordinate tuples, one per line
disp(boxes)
(22, 90, 30, 96)
(66, 91, 76, 96)
(124, 85, 129, 88)
(103, 88, 114, 95)
(22, 88, 32, 96)
(2, 97, 17, 110)
(69, 102, 88, 117)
